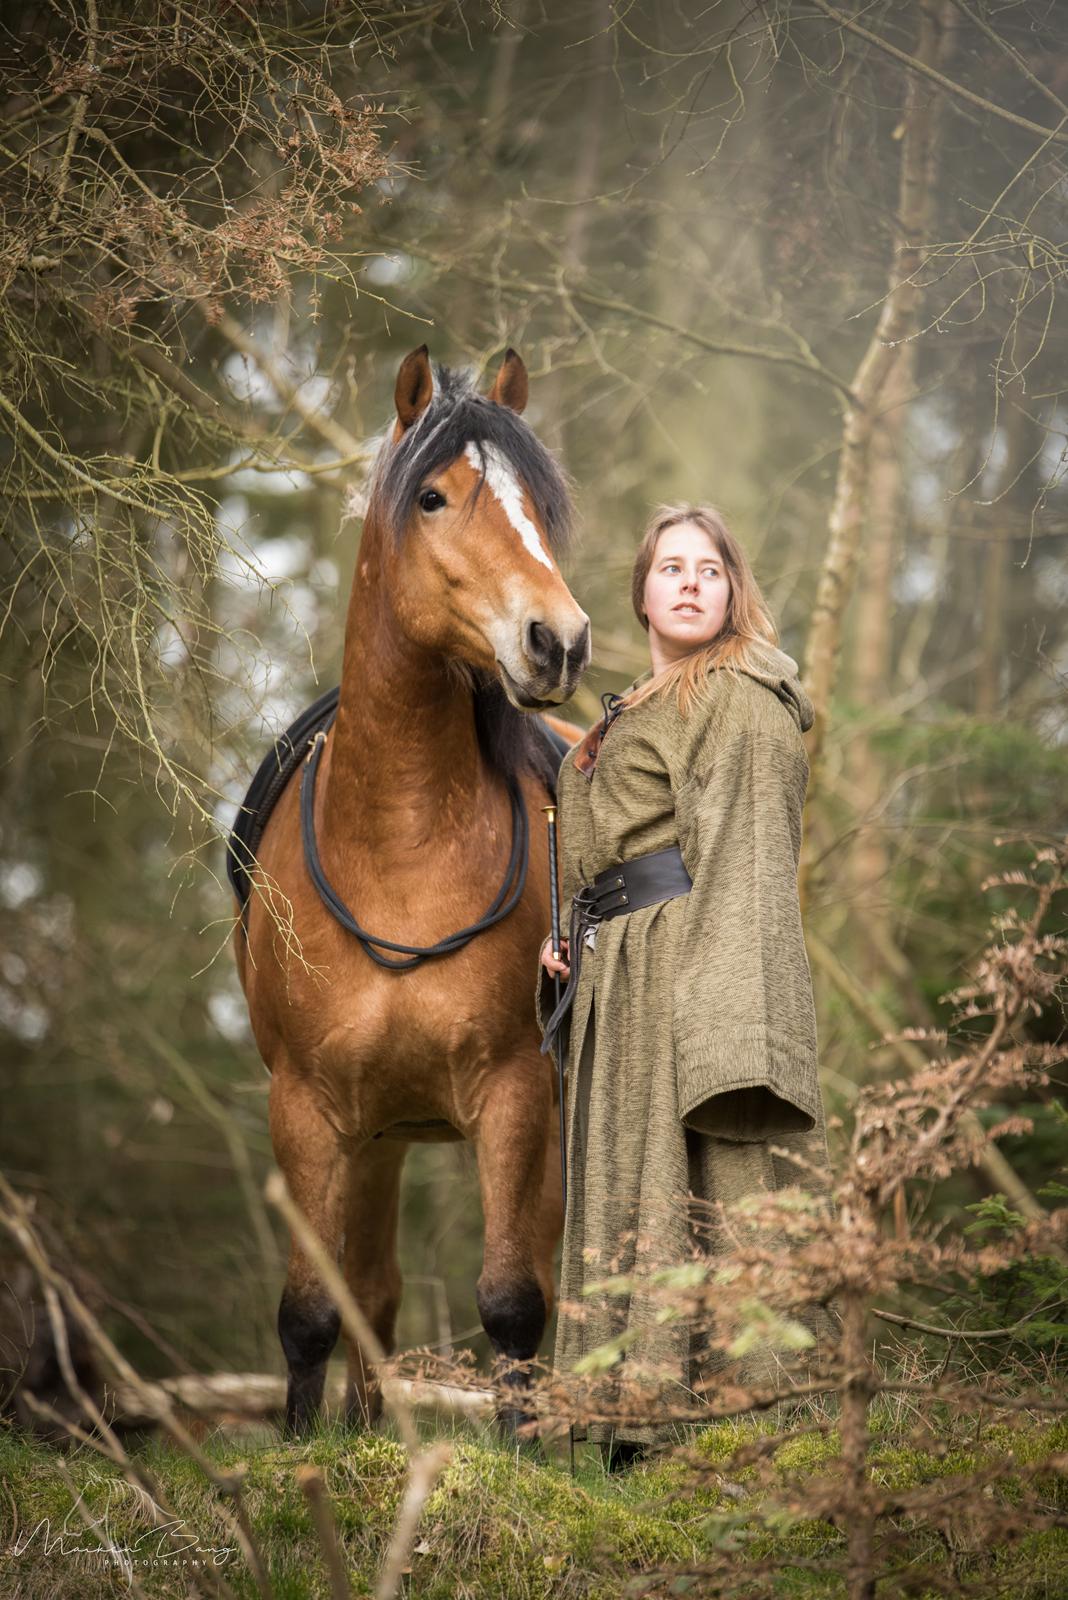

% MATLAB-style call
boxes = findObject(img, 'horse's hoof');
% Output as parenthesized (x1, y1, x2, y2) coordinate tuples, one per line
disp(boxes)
(280, 1413, 320, 1441)
(343, 1405, 379, 1433)
(601, 1439, 649, 1474)
(495, 1405, 541, 1452)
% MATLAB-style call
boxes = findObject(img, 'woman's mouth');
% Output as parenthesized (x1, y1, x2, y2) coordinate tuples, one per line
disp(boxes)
(673, 604, 702, 615)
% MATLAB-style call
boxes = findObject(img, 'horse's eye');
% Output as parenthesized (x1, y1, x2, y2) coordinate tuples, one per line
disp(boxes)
(418, 488, 446, 513)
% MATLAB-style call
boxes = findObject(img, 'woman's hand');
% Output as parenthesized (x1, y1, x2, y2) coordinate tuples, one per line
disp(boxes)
(540, 934, 570, 979)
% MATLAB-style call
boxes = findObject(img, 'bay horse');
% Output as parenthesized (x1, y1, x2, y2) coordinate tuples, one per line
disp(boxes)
(232, 346, 590, 1434)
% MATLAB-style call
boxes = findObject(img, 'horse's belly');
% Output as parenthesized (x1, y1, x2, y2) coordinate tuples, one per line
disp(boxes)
(375, 1119, 465, 1144)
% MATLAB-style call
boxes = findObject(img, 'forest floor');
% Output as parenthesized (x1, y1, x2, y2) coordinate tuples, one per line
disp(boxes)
(2, 1410, 1067, 1599)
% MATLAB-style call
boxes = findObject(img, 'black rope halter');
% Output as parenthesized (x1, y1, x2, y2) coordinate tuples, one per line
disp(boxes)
(300, 728, 530, 970)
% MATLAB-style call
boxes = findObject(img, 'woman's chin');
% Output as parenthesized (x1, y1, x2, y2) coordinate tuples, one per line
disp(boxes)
(657, 622, 719, 653)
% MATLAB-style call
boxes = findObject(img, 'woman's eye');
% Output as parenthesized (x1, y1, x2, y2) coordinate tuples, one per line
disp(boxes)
(418, 488, 446, 512)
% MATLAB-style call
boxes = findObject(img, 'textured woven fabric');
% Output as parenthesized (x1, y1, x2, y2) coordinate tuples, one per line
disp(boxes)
(535, 640, 834, 1446)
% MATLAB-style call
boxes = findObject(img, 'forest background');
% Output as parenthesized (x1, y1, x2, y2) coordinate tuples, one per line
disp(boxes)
(1, 0, 1066, 1431)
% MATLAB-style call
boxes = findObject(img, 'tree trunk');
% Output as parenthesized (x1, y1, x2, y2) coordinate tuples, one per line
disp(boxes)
(846, 353, 913, 986)
(801, 0, 950, 855)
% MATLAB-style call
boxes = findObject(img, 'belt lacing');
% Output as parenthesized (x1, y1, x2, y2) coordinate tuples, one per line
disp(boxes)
(538, 889, 608, 1059)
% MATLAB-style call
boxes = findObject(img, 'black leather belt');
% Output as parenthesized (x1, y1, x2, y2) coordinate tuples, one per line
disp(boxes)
(539, 844, 692, 1060)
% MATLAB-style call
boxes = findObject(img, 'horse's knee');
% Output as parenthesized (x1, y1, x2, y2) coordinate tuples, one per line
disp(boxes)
(278, 1288, 340, 1371)
(477, 1275, 546, 1363)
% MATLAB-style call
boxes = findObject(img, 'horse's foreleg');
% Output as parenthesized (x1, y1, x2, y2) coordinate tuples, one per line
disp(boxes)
(473, 1058, 556, 1437)
(270, 1066, 346, 1436)
(341, 1138, 407, 1428)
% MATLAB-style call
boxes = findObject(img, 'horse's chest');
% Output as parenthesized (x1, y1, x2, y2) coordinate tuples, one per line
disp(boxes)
(318, 965, 502, 1073)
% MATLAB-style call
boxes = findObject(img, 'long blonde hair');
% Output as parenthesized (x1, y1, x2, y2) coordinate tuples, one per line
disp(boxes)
(627, 503, 779, 714)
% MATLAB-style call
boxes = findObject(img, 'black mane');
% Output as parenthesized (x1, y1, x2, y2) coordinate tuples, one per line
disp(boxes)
(369, 362, 575, 794)
(470, 670, 564, 796)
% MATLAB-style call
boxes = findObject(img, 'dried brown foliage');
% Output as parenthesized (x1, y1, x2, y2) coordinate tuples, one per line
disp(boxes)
(1, 2, 387, 326)
(0, 1, 395, 851)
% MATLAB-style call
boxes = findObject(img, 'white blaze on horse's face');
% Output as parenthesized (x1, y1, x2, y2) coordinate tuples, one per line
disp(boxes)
(463, 442, 554, 571)
(399, 448, 589, 710)
(460, 447, 589, 708)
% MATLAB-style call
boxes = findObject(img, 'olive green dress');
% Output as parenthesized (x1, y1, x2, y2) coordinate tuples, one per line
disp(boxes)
(536, 641, 834, 1447)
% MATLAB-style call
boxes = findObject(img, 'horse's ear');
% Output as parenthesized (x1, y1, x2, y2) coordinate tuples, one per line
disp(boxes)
(394, 345, 434, 431)
(486, 347, 528, 415)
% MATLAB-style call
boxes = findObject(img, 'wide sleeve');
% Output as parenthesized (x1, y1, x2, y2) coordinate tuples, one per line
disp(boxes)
(670, 728, 821, 1142)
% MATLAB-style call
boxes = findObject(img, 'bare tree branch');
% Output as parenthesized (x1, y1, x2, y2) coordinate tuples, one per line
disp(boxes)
(806, 0, 1068, 146)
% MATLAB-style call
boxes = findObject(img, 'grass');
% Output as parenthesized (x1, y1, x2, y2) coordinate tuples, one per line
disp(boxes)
(2, 1412, 1067, 1599)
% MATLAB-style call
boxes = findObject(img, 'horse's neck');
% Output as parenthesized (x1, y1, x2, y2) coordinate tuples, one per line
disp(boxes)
(322, 546, 487, 851)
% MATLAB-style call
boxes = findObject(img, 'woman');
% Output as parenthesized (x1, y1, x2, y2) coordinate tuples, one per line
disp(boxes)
(537, 503, 833, 1465)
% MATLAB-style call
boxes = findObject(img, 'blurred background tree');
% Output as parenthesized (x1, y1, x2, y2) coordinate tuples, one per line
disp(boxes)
(1, 0, 1065, 1379)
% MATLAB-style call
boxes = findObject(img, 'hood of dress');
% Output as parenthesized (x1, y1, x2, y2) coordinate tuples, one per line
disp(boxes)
(624, 640, 814, 734)
(734, 640, 814, 733)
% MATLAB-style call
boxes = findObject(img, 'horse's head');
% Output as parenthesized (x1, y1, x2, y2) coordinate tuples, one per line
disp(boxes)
(367, 346, 590, 710)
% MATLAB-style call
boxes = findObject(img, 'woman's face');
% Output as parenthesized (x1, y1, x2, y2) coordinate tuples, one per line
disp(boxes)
(642, 522, 731, 667)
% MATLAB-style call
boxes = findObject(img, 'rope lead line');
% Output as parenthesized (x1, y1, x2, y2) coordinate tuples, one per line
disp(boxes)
(300, 729, 530, 969)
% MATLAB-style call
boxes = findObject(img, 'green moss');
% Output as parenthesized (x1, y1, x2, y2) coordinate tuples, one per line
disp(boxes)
(691, 1417, 771, 1467)
(771, 1431, 841, 1475)
(991, 1528, 1068, 1587)
(2, 1417, 1066, 1600)
(867, 1443, 979, 1491)
(983, 1418, 1068, 1462)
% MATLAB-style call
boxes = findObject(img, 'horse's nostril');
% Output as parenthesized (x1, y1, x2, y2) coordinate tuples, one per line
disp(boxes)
(570, 620, 591, 670)
(526, 620, 555, 665)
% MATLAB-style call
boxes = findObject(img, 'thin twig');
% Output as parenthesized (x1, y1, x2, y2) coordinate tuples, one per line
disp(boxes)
(297, 1467, 351, 1600)
(373, 1443, 451, 1600)
(872, 1298, 1067, 1342)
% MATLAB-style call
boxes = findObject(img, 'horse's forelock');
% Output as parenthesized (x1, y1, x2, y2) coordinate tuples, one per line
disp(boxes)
(368, 363, 573, 554)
